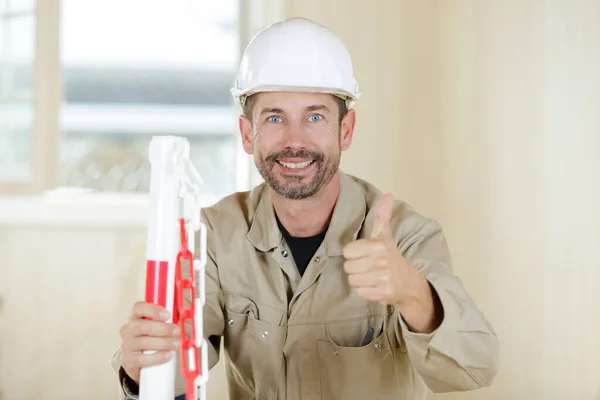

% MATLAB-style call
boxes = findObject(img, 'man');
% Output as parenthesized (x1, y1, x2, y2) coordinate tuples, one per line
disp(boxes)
(112, 17, 499, 399)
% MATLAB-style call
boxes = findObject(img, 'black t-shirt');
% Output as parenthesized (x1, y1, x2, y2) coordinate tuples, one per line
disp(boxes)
(276, 216, 327, 276)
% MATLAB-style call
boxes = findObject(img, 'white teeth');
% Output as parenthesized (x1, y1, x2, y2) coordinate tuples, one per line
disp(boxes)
(278, 160, 314, 169)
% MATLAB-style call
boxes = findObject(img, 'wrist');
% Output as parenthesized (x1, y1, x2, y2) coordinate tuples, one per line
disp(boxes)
(396, 265, 430, 306)
(395, 272, 441, 333)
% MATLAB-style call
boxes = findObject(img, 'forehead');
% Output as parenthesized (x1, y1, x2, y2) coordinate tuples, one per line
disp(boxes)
(253, 91, 338, 112)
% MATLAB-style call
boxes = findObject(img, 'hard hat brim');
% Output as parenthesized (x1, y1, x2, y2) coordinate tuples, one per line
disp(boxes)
(230, 85, 361, 110)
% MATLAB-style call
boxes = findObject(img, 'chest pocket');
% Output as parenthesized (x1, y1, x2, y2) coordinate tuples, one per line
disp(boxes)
(316, 304, 409, 400)
(223, 292, 287, 399)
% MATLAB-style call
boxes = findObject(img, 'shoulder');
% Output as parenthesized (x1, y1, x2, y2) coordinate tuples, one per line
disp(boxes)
(200, 182, 267, 232)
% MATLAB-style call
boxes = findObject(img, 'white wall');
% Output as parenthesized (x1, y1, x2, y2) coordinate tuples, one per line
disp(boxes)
(1, 1, 599, 399)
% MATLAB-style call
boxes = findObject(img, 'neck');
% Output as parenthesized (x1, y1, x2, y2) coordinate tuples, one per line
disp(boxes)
(271, 172, 340, 238)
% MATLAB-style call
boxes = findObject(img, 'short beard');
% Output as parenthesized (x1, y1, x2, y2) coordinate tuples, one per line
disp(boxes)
(256, 148, 339, 199)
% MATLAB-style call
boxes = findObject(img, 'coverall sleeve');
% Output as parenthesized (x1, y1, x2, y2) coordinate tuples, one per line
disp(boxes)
(394, 219, 500, 393)
(110, 208, 226, 399)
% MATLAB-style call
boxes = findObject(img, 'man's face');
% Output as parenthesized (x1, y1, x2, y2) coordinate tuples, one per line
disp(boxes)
(239, 92, 355, 199)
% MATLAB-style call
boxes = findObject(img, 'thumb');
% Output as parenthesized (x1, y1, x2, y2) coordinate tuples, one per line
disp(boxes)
(371, 192, 395, 239)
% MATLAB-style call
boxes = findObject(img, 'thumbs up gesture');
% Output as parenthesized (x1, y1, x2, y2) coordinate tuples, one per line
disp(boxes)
(342, 193, 414, 306)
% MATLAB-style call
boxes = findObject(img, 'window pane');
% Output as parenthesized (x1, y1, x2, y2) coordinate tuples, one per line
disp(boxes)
(0, 0, 35, 13)
(59, 0, 240, 194)
(61, 134, 237, 193)
(0, 101, 33, 181)
(0, 14, 35, 99)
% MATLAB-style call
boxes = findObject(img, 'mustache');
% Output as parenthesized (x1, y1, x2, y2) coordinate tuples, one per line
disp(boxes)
(265, 148, 325, 163)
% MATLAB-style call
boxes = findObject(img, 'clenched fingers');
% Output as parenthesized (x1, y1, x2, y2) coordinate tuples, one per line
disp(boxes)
(129, 301, 171, 321)
(342, 238, 389, 260)
(347, 270, 392, 288)
(120, 319, 179, 340)
(121, 335, 181, 353)
(343, 255, 391, 275)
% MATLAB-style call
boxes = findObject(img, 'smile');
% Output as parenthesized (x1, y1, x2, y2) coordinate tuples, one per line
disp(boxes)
(276, 160, 315, 169)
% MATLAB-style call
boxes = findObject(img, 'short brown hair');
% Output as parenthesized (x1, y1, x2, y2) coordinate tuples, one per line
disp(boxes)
(242, 94, 348, 124)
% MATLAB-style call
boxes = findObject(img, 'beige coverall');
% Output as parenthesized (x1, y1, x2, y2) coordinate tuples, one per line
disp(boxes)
(111, 171, 499, 399)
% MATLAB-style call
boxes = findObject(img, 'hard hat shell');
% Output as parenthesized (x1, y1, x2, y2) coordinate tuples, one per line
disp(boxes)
(231, 17, 361, 110)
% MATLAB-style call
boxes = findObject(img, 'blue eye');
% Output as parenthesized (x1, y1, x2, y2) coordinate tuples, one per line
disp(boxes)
(268, 116, 282, 123)
(309, 114, 322, 122)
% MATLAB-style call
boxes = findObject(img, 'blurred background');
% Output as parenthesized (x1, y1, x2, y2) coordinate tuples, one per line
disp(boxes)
(0, 0, 599, 399)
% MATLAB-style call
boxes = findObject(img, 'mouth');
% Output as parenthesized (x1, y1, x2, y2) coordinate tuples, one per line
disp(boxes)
(276, 160, 315, 169)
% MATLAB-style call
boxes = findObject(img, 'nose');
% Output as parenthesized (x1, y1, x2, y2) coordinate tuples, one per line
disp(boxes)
(281, 121, 308, 149)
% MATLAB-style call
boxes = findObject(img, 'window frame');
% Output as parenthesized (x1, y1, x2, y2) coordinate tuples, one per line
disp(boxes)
(0, 0, 61, 195)
(0, 0, 286, 197)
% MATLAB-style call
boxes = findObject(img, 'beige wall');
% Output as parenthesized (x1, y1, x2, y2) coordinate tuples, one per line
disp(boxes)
(287, 0, 444, 218)
(0, 202, 231, 400)
(287, 0, 600, 399)
(0, 1, 599, 399)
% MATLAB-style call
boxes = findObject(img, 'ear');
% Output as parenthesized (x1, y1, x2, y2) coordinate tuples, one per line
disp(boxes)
(340, 108, 356, 151)
(239, 115, 253, 155)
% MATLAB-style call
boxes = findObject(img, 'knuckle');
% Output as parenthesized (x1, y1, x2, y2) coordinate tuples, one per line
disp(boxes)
(130, 353, 146, 367)
(145, 337, 172, 351)
(132, 301, 160, 320)
(129, 319, 142, 335)
(384, 286, 394, 298)
(133, 300, 145, 308)
(121, 338, 132, 353)
(344, 260, 358, 274)
(121, 354, 136, 369)
(141, 321, 154, 336)
(149, 351, 171, 365)
(343, 260, 350, 272)
(374, 241, 386, 253)
(342, 246, 355, 259)
(132, 301, 145, 315)
(155, 322, 168, 337)
(119, 323, 129, 339)
(341, 247, 350, 258)
(347, 275, 357, 287)
(127, 354, 144, 368)
(136, 337, 153, 351)
(135, 320, 154, 337)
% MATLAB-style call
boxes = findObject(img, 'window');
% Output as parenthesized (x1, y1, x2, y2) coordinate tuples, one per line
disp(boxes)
(60, 0, 242, 195)
(0, 0, 36, 184)
(0, 0, 285, 197)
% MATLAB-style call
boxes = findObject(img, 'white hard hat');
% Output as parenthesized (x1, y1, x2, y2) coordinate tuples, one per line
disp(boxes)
(231, 17, 361, 110)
